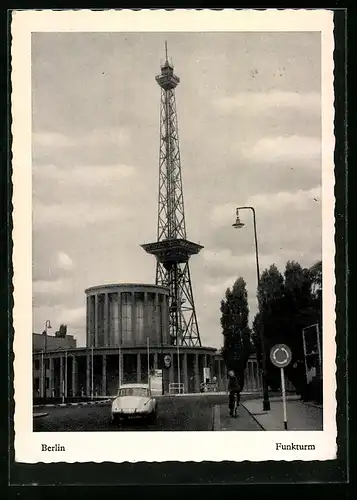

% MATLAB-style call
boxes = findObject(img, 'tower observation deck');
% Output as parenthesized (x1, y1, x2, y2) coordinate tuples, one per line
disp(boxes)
(141, 44, 203, 347)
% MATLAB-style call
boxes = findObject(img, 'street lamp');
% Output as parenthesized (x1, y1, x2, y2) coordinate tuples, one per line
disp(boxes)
(153, 302, 165, 395)
(91, 343, 94, 401)
(158, 303, 164, 395)
(43, 319, 52, 352)
(147, 336, 151, 390)
(232, 206, 271, 412)
(176, 329, 182, 394)
(41, 319, 52, 399)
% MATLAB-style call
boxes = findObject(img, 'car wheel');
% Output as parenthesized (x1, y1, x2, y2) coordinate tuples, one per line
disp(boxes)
(146, 411, 153, 423)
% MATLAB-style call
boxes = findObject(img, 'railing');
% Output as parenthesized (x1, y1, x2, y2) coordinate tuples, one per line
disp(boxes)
(169, 383, 184, 395)
(200, 382, 219, 392)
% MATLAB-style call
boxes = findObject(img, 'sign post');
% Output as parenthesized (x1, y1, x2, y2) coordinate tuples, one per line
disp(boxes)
(147, 337, 151, 390)
(164, 354, 171, 369)
(270, 344, 292, 430)
(118, 344, 122, 388)
(280, 367, 287, 430)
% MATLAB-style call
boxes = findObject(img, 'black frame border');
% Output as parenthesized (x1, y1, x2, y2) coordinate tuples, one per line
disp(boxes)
(3, 6, 350, 491)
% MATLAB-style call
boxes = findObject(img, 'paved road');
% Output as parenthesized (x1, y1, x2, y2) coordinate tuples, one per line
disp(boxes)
(33, 394, 258, 432)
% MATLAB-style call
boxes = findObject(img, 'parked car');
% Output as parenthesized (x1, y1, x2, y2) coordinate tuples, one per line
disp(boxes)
(111, 383, 157, 423)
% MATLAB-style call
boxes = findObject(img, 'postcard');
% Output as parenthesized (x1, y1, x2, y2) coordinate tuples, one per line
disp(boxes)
(11, 8, 336, 463)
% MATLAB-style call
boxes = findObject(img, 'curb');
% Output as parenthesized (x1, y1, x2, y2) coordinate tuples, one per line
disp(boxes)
(166, 391, 259, 397)
(241, 403, 266, 431)
(33, 399, 112, 409)
(169, 391, 228, 397)
(212, 404, 221, 431)
(304, 401, 323, 410)
(33, 412, 49, 418)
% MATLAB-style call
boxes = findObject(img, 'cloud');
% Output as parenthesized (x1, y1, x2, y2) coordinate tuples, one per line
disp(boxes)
(209, 186, 321, 227)
(57, 306, 86, 327)
(215, 91, 320, 115)
(203, 249, 286, 279)
(204, 277, 238, 297)
(33, 305, 87, 345)
(246, 185, 321, 213)
(33, 278, 70, 294)
(33, 163, 135, 187)
(203, 249, 254, 277)
(57, 251, 74, 270)
(30, 32, 324, 349)
(32, 127, 132, 169)
(33, 126, 130, 149)
(241, 135, 321, 163)
(80, 127, 130, 147)
(33, 131, 75, 148)
(33, 201, 125, 228)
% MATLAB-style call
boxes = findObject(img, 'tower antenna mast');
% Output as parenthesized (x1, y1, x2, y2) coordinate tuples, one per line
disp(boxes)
(141, 46, 203, 347)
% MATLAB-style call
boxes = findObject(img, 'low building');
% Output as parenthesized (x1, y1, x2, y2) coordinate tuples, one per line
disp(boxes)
(32, 283, 265, 399)
(33, 332, 77, 352)
(32, 331, 77, 398)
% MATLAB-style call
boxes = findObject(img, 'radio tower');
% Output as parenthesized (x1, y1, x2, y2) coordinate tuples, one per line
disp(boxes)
(141, 43, 203, 347)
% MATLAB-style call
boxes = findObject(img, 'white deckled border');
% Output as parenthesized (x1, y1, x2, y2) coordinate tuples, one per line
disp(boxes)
(11, 9, 336, 463)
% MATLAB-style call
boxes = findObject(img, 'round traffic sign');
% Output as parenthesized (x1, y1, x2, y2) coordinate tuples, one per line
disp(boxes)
(270, 344, 292, 368)
(164, 355, 171, 368)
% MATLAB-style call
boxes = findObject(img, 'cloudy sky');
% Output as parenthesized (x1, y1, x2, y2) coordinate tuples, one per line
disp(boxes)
(32, 31, 322, 348)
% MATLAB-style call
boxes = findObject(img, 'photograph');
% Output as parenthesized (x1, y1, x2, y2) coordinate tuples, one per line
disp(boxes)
(12, 9, 336, 463)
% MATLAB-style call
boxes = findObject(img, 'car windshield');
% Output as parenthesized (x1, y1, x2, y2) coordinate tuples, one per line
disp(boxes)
(118, 387, 149, 397)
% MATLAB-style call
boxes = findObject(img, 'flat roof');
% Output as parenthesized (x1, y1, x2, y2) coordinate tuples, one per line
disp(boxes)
(85, 283, 170, 294)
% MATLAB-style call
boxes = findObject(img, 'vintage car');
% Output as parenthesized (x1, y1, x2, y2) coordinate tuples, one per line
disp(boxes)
(111, 383, 157, 423)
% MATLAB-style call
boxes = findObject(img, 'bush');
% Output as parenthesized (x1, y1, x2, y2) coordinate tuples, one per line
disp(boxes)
(310, 375, 323, 404)
(301, 375, 323, 404)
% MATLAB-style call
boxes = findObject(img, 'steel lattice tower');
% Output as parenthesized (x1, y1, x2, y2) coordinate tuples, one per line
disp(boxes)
(141, 44, 203, 347)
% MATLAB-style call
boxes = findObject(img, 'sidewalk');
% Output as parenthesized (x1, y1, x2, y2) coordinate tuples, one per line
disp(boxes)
(242, 396, 323, 431)
(212, 404, 263, 431)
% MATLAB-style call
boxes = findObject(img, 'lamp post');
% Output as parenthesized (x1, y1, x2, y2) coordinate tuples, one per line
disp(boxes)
(232, 206, 270, 412)
(91, 344, 94, 401)
(118, 344, 122, 388)
(42, 319, 51, 400)
(64, 350, 68, 400)
(154, 302, 165, 395)
(176, 329, 181, 394)
(159, 303, 165, 395)
(40, 349, 44, 399)
(147, 336, 151, 389)
(44, 319, 51, 353)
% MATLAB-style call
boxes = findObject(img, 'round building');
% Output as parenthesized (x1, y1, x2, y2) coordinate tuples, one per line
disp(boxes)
(32, 283, 228, 401)
(85, 283, 170, 348)
(83, 283, 220, 395)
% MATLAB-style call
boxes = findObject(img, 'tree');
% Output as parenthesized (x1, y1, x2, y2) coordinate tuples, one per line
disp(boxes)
(309, 260, 322, 328)
(256, 259, 322, 399)
(220, 277, 253, 387)
(309, 260, 322, 296)
(253, 264, 286, 390)
(55, 324, 67, 338)
(257, 264, 285, 308)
